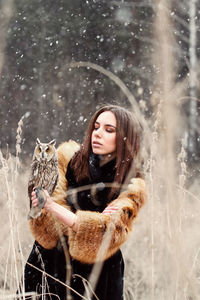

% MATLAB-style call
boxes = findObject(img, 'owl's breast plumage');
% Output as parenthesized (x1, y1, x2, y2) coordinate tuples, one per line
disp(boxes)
(29, 158, 58, 196)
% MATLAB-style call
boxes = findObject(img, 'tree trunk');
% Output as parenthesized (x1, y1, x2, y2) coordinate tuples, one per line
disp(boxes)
(188, 0, 198, 154)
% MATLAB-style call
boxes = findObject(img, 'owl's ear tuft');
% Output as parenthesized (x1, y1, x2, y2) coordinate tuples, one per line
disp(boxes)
(49, 139, 56, 146)
(36, 138, 41, 145)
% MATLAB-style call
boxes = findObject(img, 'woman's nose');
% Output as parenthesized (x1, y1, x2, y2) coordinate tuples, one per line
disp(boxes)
(94, 127, 102, 137)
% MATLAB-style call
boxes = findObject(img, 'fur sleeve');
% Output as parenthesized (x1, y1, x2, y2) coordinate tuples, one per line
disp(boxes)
(68, 178, 147, 264)
(29, 140, 80, 249)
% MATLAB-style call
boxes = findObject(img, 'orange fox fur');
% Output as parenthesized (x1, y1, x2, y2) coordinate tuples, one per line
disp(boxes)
(29, 140, 147, 264)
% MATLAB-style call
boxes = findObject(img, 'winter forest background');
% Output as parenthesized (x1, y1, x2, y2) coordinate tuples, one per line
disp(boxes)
(0, 0, 200, 299)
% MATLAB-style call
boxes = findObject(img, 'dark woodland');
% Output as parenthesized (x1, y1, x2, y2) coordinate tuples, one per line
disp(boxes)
(0, 0, 199, 172)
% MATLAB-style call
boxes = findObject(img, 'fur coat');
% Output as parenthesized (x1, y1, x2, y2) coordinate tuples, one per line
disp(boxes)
(29, 140, 147, 264)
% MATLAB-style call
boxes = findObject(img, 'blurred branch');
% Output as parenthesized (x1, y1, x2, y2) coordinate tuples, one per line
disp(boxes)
(67, 61, 151, 139)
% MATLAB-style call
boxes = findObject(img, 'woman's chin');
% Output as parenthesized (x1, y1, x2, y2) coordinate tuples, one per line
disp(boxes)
(92, 149, 103, 155)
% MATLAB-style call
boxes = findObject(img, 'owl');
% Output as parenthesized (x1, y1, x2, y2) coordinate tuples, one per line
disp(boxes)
(28, 138, 59, 219)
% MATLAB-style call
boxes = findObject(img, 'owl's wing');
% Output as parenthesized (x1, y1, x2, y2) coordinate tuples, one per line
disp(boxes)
(51, 173, 59, 195)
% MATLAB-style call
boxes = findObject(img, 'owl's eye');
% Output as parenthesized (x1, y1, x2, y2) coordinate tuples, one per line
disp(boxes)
(46, 146, 49, 152)
(38, 147, 42, 152)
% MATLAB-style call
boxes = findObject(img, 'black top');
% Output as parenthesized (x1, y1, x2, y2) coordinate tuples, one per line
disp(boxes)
(19, 154, 124, 300)
(66, 153, 118, 212)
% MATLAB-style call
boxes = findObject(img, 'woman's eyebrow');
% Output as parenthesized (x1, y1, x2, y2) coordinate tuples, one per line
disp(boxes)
(105, 124, 116, 128)
(95, 121, 116, 128)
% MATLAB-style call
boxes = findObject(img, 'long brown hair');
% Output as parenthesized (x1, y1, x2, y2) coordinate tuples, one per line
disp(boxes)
(70, 105, 141, 200)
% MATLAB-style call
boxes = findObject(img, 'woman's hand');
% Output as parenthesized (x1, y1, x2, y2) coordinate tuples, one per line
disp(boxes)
(31, 189, 39, 207)
(31, 189, 53, 211)
(43, 190, 54, 211)
(102, 203, 119, 216)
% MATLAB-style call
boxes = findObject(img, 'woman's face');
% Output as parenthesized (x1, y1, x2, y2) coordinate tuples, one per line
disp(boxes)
(91, 111, 117, 157)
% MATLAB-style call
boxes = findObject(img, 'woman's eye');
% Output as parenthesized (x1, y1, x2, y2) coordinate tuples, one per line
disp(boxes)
(106, 128, 114, 133)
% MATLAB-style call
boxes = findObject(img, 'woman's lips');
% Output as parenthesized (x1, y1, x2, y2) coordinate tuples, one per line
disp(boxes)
(92, 141, 102, 147)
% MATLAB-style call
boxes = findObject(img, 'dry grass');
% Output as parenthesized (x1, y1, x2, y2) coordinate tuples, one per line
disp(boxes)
(0, 80, 200, 300)
(0, 151, 33, 298)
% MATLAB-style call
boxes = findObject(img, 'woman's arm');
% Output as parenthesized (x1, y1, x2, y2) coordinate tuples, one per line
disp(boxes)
(67, 178, 147, 264)
(31, 189, 78, 231)
(30, 176, 147, 263)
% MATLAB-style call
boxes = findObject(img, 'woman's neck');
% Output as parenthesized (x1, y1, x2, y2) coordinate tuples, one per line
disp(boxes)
(99, 153, 116, 167)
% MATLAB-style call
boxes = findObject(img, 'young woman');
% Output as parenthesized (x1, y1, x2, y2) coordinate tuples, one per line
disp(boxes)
(20, 105, 147, 300)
